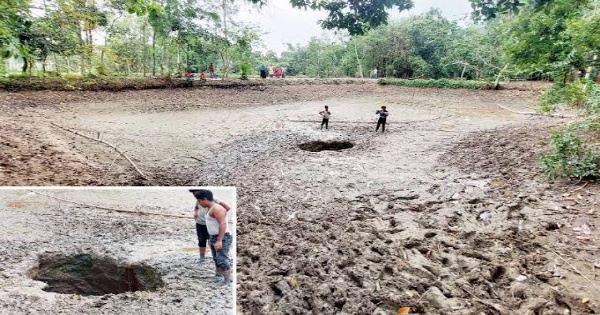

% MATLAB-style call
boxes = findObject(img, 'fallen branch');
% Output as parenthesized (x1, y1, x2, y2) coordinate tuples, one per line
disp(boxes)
(99, 152, 121, 185)
(30, 191, 191, 219)
(185, 156, 203, 163)
(569, 182, 588, 193)
(51, 122, 148, 180)
(545, 245, 600, 294)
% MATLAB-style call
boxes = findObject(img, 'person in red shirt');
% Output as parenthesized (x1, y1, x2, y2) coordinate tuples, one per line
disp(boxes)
(274, 66, 281, 79)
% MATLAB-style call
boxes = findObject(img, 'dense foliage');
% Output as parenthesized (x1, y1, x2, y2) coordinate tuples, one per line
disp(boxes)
(268, 9, 506, 81)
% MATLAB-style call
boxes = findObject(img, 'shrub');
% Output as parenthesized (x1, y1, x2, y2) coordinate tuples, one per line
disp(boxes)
(540, 128, 599, 179)
(378, 78, 489, 89)
(539, 80, 599, 113)
(240, 60, 252, 80)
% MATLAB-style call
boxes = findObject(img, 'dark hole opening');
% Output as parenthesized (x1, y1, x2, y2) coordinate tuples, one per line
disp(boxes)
(298, 141, 354, 152)
(29, 254, 163, 296)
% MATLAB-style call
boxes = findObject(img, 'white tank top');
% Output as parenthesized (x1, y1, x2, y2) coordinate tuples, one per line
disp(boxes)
(205, 204, 231, 235)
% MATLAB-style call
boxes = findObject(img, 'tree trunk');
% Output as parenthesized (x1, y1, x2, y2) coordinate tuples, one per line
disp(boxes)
(585, 55, 597, 80)
(177, 40, 181, 73)
(353, 42, 364, 78)
(142, 22, 148, 77)
(494, 64, 508, 90)
(53, 54, 60, 74)
(78, 21, 86, 76)
(21, 57, 28, 74)
(152, 30, 156, 77)
(165, 43, 170, 76)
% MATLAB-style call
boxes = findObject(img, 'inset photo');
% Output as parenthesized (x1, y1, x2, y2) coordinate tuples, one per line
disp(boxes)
(0, 187, 236, 315)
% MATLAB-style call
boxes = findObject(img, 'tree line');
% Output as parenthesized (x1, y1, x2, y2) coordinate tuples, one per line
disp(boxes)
(1, 0, 598, 83)
(267, 0, 599, 83)
(0, 0, 414, 77)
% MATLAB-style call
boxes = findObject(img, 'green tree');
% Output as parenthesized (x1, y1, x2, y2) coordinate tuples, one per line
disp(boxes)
(248, 0, 415, 35)
(501, 0, 593, 81)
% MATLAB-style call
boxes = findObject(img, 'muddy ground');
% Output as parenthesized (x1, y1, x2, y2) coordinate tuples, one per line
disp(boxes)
(0, 189, 235, 315)
(1, 81, 599, 314)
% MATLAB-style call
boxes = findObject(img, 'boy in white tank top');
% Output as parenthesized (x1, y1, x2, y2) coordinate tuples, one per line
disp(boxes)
(190, 189, 231, 263)
(194, 190, 233, 285)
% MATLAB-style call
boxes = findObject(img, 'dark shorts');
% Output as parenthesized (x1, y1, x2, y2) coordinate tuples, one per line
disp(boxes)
(196, 223, 209, 247)
(209, 233, 233, 271)
(260, 70, 267, 78)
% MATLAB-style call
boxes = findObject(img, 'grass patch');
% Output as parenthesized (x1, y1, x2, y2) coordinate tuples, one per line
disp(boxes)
(378, 78, 491, 90)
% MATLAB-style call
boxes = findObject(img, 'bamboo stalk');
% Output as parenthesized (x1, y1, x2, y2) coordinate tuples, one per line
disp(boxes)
(30, 191, 191, 219)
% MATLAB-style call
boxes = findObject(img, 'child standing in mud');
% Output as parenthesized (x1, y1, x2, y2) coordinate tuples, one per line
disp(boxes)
(376, 106, 389, 133)
(190, 190, 230, 265)
(319, 106, 331, 130)
(192, 189, 234, 285)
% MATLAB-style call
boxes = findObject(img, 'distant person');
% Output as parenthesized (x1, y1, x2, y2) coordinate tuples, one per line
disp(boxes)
(371, 67, 378, 79)
(375, 106, 389, 133)
(267, 65, 273, 78)
(274, 66, 281, 79)
(199, 72, 206, 81)
(258, 64, 267, 79)
(282, 66, 287, 78)
(319, 106, 331, 130)
(190, 190, 231, 267)
(208, 63, 216, 79)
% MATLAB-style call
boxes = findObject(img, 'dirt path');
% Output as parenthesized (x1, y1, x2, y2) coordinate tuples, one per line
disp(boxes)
(1, 83, 598, 314)
(0, 189, 235, 315)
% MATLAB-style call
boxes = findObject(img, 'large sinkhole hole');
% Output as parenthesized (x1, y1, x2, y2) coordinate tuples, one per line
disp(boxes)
(29, 254, 163, 296)
(298, 141, 354, 152)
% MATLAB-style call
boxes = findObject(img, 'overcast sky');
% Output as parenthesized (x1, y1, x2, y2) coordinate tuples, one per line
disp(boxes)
(237, 0, 474, 55)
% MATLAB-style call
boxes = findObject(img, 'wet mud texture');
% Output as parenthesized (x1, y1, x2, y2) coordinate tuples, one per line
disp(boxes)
(0, 192, 233, 315)
(2, 83, 599, 314)
(232, 121, 599, 315)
